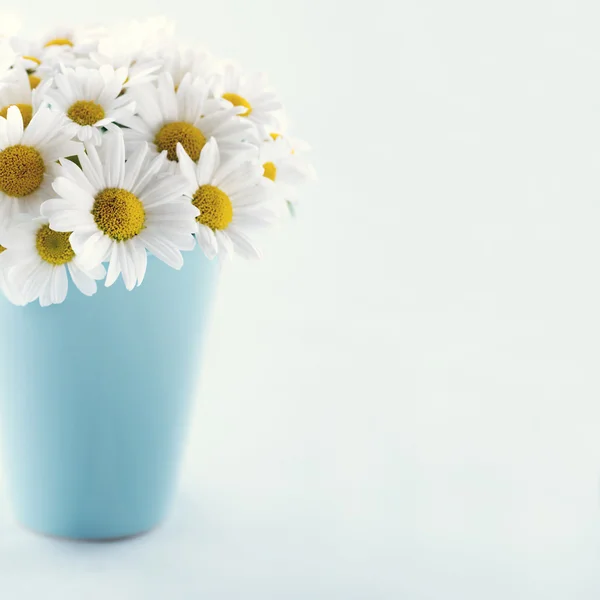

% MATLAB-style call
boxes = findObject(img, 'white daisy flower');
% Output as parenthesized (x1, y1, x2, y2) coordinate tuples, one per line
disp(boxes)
(10, 35, 80, 79)
(45, 65, 135, 145)
(177, 137, 273, 259)
(10, 25, 100, 81)
(9, 37, 44, 72)
(39, 26, 98, 56)
(213, 64, 282, 136)
(162, 45, 215, 89)
(42, 131, 199, 291)
(0, 65, 50, 127)
(0, 215, 105, 306)
(259, 134, 315, 207)
(0, 105, 81, 219)
(122, 72, 257, 170)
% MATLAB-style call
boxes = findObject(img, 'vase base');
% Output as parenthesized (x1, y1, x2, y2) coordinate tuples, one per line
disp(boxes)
(18, 520, 161, 543)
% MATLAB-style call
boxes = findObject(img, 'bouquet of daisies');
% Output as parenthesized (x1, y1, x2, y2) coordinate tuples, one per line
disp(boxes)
(0, 18, 313, 307)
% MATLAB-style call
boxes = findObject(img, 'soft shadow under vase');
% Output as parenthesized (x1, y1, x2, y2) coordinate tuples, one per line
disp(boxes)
(0, 249, 219, 540)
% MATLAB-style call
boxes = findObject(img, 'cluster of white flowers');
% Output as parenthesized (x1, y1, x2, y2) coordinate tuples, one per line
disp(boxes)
(0, 18, 314, 306)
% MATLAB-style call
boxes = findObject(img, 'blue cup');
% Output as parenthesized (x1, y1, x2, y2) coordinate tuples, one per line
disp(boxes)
(0, 249, 219, 540)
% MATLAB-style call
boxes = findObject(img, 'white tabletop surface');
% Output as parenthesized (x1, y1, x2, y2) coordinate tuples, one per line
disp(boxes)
(3, 0, 600, 598)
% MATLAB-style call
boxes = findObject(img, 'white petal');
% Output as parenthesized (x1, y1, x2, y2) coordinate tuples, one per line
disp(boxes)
(214, 229, 234, 258)
(78, 231, 112, 267)
(44, 207, 92, 232)
(38, 279, 53, 307)
(137, 232, 183, 269)
(130, 151, 167, 196)
(140, 177, 189, 209)
(22, 260, 52, 304)
(6, 105, 23, 145)
(123, 143, 148, 191)
(157, 73, 178, 121)
(0, 250, 30, 269)
(118, 241, 136, 291)
(218, 163, 262, 197)
(196, 225, 218, 259)
(86, 263, 107, 280)
(68, 226, 99, 253)
(58, 158, 98, 196)
(104, 131, 126, 188)
(67, 262, 98, 296)
(227, 227, 262, 259)
(146, 226, 196, 250)
(79, 145, 105, 190)
(176, 143, 200, 186)
(131, 240, 147, 287)
(51, 177, 95, 208)
(105, 242, 121, 287)
(51, 265, 68, 304)
(196, 137, 220, 185)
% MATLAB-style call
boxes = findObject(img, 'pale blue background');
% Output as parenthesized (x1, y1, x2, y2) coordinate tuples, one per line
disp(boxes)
(2, 0, 600, 598)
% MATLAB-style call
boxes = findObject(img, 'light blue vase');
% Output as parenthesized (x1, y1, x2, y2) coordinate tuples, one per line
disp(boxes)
(0, 248, 219, 540)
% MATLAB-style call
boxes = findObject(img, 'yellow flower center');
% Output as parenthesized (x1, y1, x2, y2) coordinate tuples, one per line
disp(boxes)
(154, 121, 206, 162)
(92, 188, 145, 241)
(67, 100, 105, 126)
(23, 55, 41, 66)
(222, 93, 252, 117)
(262, 162, 277, 182)
(44, 38, 73, 48)
(0, 145, 45, 198)
(0, 104, 33, 127)
(269, 132, 280, 141)
(193, 185, 233, 231)
(0, 245, 6, 253)
(28, 74, 41, 89)
(36, 224, 75, 265)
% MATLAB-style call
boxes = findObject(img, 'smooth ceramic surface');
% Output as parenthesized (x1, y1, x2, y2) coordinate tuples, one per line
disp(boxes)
(0, 248, 219, 540)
